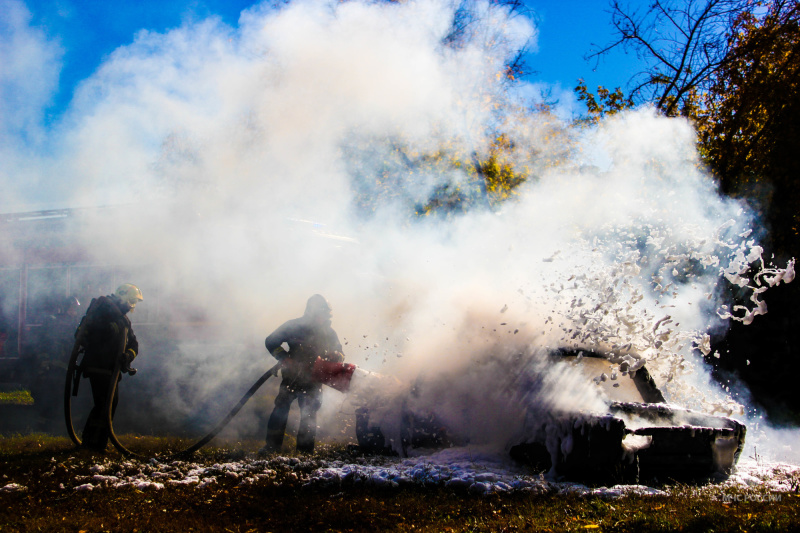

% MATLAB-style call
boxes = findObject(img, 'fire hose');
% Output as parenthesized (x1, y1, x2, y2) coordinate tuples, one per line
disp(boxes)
(65, 329, 355, 459)
(65, 335, 281, 458)
(105, 358, 283, 459)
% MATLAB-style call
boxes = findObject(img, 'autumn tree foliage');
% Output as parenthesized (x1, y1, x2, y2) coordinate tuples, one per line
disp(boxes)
(588, 0, 799, 258)
(696, 2, 800, 422)
(346, 111, 575, 221)
(574, 80, 634, 125)
(696, 1, 800, 258)
(344, 0, 553, 220)
(584, 0, 800, 421)
(415, 0, 542, 216)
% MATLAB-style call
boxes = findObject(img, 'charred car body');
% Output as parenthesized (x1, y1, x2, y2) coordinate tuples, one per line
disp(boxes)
(353, 350, 746, 484)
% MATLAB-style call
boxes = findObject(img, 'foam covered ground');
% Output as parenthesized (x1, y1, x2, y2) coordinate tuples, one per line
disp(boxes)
(2, 446, 796, 498)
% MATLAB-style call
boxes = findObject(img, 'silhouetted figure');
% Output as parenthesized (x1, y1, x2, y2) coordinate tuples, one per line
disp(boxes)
(78, 284, 143, 452)
(262, 294, 345, 454)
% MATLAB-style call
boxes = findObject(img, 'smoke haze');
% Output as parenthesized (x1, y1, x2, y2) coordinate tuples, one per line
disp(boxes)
(1, 0, 796, 461)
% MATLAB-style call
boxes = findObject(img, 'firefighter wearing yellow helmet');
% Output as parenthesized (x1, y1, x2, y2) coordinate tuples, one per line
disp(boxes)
(116, 283, 144, 311)
(76, 283, 143, 452)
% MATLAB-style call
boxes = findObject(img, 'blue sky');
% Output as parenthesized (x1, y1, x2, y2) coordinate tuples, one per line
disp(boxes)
(19, 0, 641, 122)
(525, 1, 641, 90)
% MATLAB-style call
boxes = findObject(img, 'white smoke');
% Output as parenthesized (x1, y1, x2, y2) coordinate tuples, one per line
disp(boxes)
(2, 0, 796, 460)
(0, 0, 63, 209)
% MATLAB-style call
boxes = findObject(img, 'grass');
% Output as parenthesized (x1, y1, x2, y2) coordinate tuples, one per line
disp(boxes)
(0, 390, 34, 405)
(0, 433, 798, 532)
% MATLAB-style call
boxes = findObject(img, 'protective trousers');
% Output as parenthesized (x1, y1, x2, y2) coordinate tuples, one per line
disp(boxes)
(266, 380, 322, 453)
(81, 373, 119, 451)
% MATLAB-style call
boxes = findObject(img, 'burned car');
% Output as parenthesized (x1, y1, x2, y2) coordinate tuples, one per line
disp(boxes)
(351, 350, 746, 484)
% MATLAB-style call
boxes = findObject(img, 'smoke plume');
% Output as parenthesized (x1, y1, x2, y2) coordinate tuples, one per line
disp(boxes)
(1, 0, 795, 461)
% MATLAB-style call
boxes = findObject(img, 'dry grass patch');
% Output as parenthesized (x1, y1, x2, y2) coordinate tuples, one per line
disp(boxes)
(0, 434, 797, 532)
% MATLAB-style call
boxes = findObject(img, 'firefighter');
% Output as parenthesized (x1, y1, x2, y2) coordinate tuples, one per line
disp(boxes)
(262, 294, 345, 454)
(77, 283, 143, 452)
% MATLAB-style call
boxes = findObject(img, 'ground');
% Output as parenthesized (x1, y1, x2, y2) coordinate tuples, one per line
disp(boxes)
(1, 434, 798, 532)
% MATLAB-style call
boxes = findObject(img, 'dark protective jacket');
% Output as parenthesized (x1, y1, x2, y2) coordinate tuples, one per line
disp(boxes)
(77, 295, 138, 375)
(265, 316, 343, 389)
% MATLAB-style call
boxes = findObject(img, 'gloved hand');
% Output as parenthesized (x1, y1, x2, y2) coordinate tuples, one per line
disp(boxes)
(325, 350, 345, 363)
(119, 349, 137, 375)
(271, 346, 288, 361)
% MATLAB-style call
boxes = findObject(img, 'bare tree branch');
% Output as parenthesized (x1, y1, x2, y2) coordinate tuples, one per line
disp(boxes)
(589, 0, 764, 115)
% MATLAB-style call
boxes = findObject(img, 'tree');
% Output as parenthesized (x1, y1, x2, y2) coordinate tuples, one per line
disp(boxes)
(343, 0, 554, 220)
(588, 0, 800, 423)
(593, 0, 760, 117)
(697, 2, 800, 423)
(574, 80, 634, 125)
(380, 0, 533, 80)
(697, 1, 800, 257)
(346, 129, 547, 220)
(441, 0, 532, 79)
(591, 0, 799, 255)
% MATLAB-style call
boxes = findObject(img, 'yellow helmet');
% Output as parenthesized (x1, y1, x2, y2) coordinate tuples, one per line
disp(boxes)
(116, 283, 144, 310)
